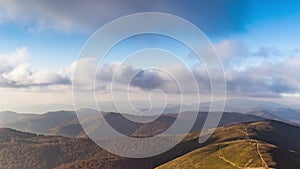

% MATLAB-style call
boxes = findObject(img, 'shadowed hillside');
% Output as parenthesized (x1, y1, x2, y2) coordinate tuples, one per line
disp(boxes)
(0, 128, 151, 169)
(2, 110, 265, 138)
(1, 120, 300, 169)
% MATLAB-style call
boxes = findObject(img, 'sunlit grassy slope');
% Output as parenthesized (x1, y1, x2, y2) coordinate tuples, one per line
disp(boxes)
(157, 120, 300, 169)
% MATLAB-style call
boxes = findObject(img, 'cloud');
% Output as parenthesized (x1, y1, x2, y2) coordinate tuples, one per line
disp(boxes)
(0, 0, 249, 36)
(212, 39, 300, 73)
(214, 39, 289, 60)
(125, 69, 164, 90)
(214, 39, 247, 60)
(92, 56, 300, 98)
(0, 47, 71, 89)
(91, 62, 201, 93)
(253, 47, 281, 58)
(95, 62, 169, 92)
(1, 64, 71, 88)
(226, 57, 300, 97)
(0, 47, 28, 72)
(2, 46, 300, 98)
(2, 64, 32, 85)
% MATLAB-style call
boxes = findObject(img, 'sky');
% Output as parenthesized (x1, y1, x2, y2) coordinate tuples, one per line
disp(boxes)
(0, 0, 300, 113)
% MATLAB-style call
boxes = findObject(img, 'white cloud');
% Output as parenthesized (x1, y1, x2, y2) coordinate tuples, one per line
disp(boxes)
(1, 63, 70, 88)
(31, 70, 70, 85)
(215, 39, 246, 60)
(0, 47, 71, 89)
(225, 56, 300, 97)
(2, 64, 32, 85)
(0, 46, 28, 72)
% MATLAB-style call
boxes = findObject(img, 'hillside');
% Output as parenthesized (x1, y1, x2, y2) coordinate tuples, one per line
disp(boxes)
(1, 120, 300, 169)
(157, 120, 300, 169)
(0, 111, 36, 127)
(4, 111, 79, 134)
(0, 128, 141, 169)
(2, 110, 265, 138)
(246, 108, 300, 126)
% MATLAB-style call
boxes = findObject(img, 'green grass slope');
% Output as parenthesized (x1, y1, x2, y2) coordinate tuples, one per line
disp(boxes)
(157, 120, 300, 169)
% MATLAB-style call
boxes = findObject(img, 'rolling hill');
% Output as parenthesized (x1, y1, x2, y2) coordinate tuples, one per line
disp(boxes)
(1, 110, 265, 138)
(1, 120, 300, 169)
(3, 110, 85, 138)
(246, 108, 300, 126)
(157, 120, 300, 169)
(0, 111, 36, 127)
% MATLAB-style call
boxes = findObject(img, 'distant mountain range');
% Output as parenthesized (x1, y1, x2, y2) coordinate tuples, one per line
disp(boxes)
(0, 110, 265, 138)
(1, 99, 300, 168)
(1, 98, 300, 139)
(246, 108, 300, 126)
(221, 99, 300, 125)
(0, 111, 36, 126)
(1, 120, 300, 169)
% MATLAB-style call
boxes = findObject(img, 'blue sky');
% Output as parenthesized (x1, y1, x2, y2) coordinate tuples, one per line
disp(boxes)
(235, 0, 300, 49)
(0, 0, 299, 69)
(0, 0, 299, 113)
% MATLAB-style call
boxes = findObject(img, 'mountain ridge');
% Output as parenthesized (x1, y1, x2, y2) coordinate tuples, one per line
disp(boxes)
(1, 119, 300, 169)
(1, 110, 265, 138)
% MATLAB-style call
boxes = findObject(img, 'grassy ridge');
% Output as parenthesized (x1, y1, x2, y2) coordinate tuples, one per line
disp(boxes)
(157, 120, 300, 169)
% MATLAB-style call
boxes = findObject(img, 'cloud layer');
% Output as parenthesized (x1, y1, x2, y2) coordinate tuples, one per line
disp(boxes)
(0, 0, 248, 35)
(1, 44, 299, 98)
(0, 47, 70, 89)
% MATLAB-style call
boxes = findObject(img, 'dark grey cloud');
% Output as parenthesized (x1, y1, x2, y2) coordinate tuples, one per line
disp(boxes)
(95, 62, 168, 91)
(130, 70, 165, 90)
(0, 0, 249, 36)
